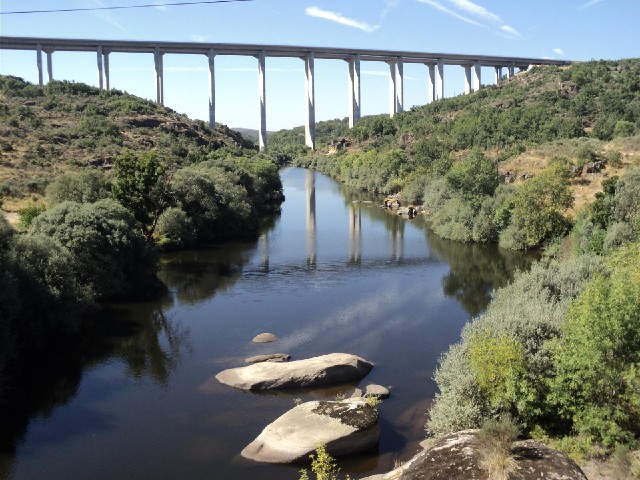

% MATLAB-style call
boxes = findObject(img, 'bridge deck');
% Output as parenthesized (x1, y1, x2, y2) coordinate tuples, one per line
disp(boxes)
(0, 36, 571, 68)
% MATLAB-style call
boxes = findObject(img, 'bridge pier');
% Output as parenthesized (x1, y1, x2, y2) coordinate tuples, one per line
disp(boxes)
(36, 44, 43, 85)
(304, 52, 315, 150)
(474, 60, 481, 91)
(437, 59, 444, 99)
(154, 48, 164, 104)
(46, 50, 53, 83)
(348, 55, 361, 128)
(97, 46, 104, 90)
(463, 64, 472, 94)
(208, 49, 215, 128)
(388, 58, 403, 116)
(426, 62, 436, 103)
(257, 50, 267, 151)
(495, 66, 502, 84)
(507, 62, 515, 80)
(103, 51, 110, 90)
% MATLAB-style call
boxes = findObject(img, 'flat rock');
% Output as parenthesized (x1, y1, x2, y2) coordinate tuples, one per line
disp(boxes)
(244, 353, 291, 364)
(215, 353, 374, 390)
(365, 384, 390, 399)
(252, 332, 278, 343)
(241, 398, 379, 463)
(361, 430, 587, 480)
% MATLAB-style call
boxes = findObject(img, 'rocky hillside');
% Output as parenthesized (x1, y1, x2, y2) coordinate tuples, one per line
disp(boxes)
(0, 75, 255, 213)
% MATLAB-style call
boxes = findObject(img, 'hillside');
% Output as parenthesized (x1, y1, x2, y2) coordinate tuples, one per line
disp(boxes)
(0, 76, 256, 214)
(283, 58, 640, 250)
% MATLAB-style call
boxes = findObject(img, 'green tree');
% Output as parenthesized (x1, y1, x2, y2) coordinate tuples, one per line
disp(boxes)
(549, 244, 640, 448)
(112, 150, 171, 240)
(504, 164, 573, 249)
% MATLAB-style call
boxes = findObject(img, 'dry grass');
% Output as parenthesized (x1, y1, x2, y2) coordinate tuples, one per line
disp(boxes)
(476, 416, 521, 480)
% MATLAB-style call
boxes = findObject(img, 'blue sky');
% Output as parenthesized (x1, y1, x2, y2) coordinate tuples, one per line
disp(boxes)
(1, 0, 638, 130)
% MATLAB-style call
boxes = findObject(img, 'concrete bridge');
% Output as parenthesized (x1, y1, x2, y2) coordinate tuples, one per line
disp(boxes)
(0, 36, 571, 151)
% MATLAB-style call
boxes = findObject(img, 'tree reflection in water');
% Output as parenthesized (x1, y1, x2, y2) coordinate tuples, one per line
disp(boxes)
(426, 228, 538, 317)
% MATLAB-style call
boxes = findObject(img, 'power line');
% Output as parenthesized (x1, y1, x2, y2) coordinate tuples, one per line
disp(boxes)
(0, 0, 255, 15)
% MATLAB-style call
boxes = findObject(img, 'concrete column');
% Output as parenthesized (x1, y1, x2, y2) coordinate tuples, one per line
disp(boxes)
(154, 48, 164, 104)
(36, 44, 43, 85)
(437, 59, 444, 99)
(304, 52, 315, 150)
(257, 50, 267, 151)
(208, 49, 215, 128)
(463, 64, 472, 94)
(348, 55, 361, 128)
(104, 52, 110, 91)
(46, 51, 53, 83)
(494, 66, 502, 84)
(396, 58, 404, 113)
(388, 59, 397, 117)
(97, 46, 104, 90)
(507, 62, 515, 79)
(426, 62, 436, 103)
(473, 60, 481, 91)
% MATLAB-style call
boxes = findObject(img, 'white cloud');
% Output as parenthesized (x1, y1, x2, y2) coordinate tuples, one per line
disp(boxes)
(501, 24, 521, 38)
(417, 0, 485, 27)
(305, 6, 379, 32)
(579, 0, 604, 10)
(553, 47, 565, 55)
(447, 0, 501, 22)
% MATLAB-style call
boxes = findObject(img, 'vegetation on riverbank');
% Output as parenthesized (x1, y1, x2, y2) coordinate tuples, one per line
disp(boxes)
(0, 75, 284, 386)
(272, 59, 640, 468)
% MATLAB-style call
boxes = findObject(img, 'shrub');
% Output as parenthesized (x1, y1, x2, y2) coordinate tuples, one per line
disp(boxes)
(46, 170, 110, 205)
(477, 415, 521, 480)
(154, 207, 196, 251)
(613, 167, 640, 225)
(549, 244, 640, 448)
(29, 199, 156, 299)
(18, 203, 46, 229)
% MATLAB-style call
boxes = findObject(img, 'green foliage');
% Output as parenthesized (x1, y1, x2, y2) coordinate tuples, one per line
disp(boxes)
(46, 170, 110, 205)
(477, 415, 521, 480)
(112, 150, 170, 238)
(299, 444, 350, 480)
(29, 199, 156, 300)
(549, 244, 640, 448)
(428, 253, 606, 437)
(17, 202, 46, 229)
(445, 150, 499, 200)
(468, 332, 527, 412)
(351, 115, 397, 142)
(502, 165, 574, 249)
(154, 207, 196, 251)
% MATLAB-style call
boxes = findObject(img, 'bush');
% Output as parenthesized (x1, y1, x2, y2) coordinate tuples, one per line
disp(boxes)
(427, 254, 606, 437)
(477, 415, 521, 480)
(46, 170, 110, 205)
(18, 203, 46, 229)
(549, 244, 640, 448)
(29, 199, 156, 299)
(154, 207, 196, 251)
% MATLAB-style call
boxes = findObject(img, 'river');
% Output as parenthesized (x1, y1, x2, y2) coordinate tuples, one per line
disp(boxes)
(0, 168, 533, 480)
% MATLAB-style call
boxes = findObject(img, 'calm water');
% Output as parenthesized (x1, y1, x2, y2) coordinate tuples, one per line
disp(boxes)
(0, 168, 533, 480)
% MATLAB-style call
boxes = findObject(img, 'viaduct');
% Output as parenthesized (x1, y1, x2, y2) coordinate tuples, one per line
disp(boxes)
(0, 36, 571, 151)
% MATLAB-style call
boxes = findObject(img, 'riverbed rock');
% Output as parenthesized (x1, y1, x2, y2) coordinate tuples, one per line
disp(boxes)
(244, 353, 291, 364)
(216, 353, 374, 390)
(364, 384, 390, 399)
(252, 332, 278, 343)
(241, 398, 379, 463)
(361, 430, 587, 480)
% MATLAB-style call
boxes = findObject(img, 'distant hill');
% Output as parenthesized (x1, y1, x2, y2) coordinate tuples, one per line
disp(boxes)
(0, 76, 256, 212)
(232, 127, 259, 144)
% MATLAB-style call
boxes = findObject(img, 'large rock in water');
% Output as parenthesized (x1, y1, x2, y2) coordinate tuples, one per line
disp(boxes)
(361, 430, 587, 480)
(215, 353, 373, 390)
(241, 398, 379, 463)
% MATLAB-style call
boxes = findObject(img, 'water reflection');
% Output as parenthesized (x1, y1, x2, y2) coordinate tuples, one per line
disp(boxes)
(348, 204, 361, 265)
(306, 169, 317, 268)
(426, 229, 537, 316)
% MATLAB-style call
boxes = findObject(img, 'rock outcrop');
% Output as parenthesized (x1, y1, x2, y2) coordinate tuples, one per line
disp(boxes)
(252, 332, 279, 343)
(241, 398, 379, 463)
(215, 353, 374, 390)
(244, 353, 291, 364)
(361, 430, 587, 480)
